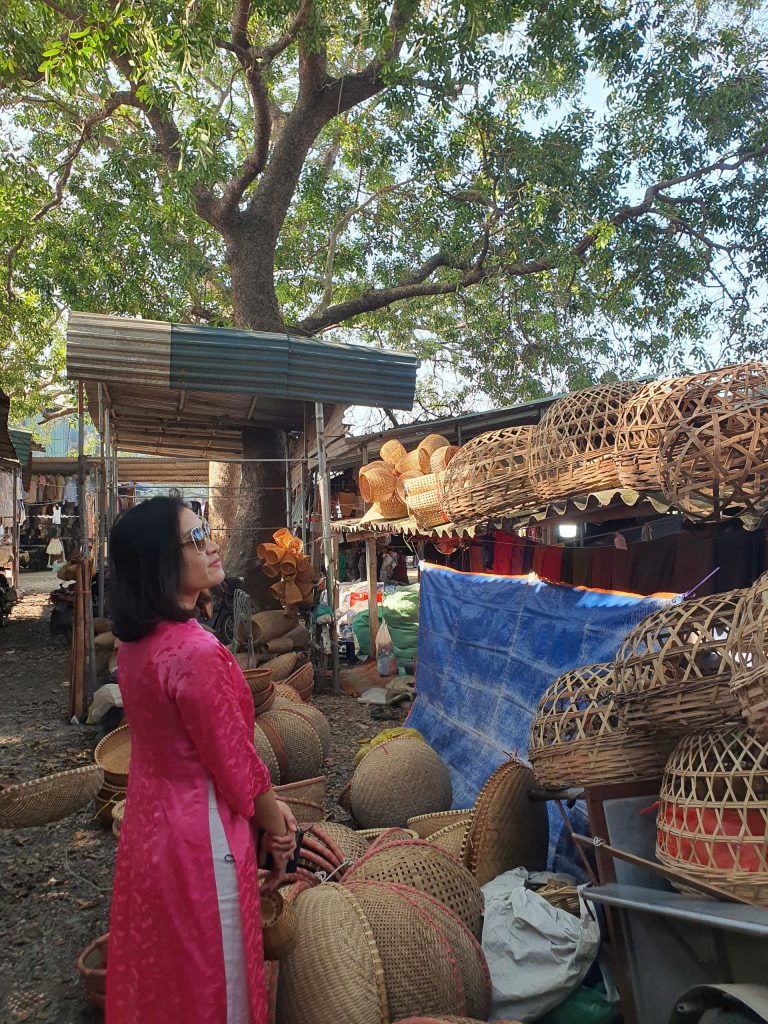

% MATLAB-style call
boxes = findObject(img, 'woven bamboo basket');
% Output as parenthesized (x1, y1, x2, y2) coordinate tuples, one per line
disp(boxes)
(430, 445, 460, 474)
(533, 879, 581, 917)
(252, 610, 299, 646)
(442, 426, 535, 524)
(529, 380, 643, 500)
(658, 361, 768, 525)
(360, 463, 398, 503)
(76, 933, 108, 1009)
(307, 821, 370, 864)
(615, 591, 745, 734)
(426, 819, 472, 860)
(345, 880, 491, 1023)
(407, 808, 475, 840)
(253, 684, 277, 716)
(261, 890, 299, 960)
(400, 448, 432, 474)
(342, 839, 484, 938)
(529, 664, 673, 790)
(259, 709, 323, 783)
(274, 777, 326, 822)
(350, 735, 452, 829)
(394, 1018, 522, 1024)
(396, 470, 422, 504)
(257, 542, 284, 565)
(271, 579, 304, 607)
(273, 528, 303, 554)
(94, 724, 131, 787)
(359, 827, 420, 846)
(614, 376, 694, 490)
(94, 779, 126, 825)
(266, 652, 300, 681)
(243, 666, 273, 694)
(278, 704, 331, 759)
(725, 572, 768, 738)
(418, 434, 451, 459)
(282, 660, 314, 702)
(404, 473, 449, 530)
(378, 493, 409, 520)
(276, 882, 389, 1024)
(0, 764, 104, 829)
(380, 439, 408, 471)
(111, 799, 125, 839)
(657, 727, 768, 905)
(254, 719, 287, 782)
(274, 682, 303, 705)
(461, 760, 549, 886)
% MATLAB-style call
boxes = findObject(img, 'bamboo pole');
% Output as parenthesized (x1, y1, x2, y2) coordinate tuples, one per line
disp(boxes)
(78, 382, 98, 707)
(365, 535, 379, 660)
(11, 465, 19, 589)
(314, 402, 340, 693)
(97, 383, 105, 618)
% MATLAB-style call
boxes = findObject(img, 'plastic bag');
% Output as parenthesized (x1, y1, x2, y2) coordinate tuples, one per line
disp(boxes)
(375, 620, 398, 677)
(538, 982, 620, 1024)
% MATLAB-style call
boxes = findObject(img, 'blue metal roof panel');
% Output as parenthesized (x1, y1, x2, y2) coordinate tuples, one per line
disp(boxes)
(170, 324, 290, 394)
(9, 428, 34, 467)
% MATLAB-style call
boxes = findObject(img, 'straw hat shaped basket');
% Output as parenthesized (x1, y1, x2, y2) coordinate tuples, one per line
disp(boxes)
(658, 360, 768, 526)
(345, 879, 491, 1023)
(615, 591, 745, 735)
(342, 838, 484, 938)
(529, 380, 643, 501)
(727, 572, 768, 740)
(258, 709, 323, 783)
(76, 933, 109, 1009)
(94, 724, 131, 787)
(442, 426, 535, 524)
(529, 664, 673, 790)
(614, 375, 695, 490)
(349, 735, 452, 829)
(273, 777, 326, 822)
(404, 473, 450, 531)
(0, 765, 104, 829)
(656, 727, 768, 905)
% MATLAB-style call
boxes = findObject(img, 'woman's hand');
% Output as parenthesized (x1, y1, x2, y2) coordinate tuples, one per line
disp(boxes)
(274, 800, 298, 844)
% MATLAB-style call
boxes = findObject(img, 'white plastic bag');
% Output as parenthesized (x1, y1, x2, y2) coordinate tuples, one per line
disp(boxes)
(481, 868, 601, 1023)
(375, 619, 397, 677)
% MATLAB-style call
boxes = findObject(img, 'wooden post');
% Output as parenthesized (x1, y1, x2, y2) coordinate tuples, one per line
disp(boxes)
(365, 535, 379, 660)
(78, 382, 98, 707)
(11, 465, 20, 589)
(97, 383, 106, 618)
(314, 402, 340, 693)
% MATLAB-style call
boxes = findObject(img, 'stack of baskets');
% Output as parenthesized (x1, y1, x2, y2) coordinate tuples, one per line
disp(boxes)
(93, 724, 131, 825)
(237, 608, 314, 708)
(253, 702, 331, 787)
(256, 529, 317, 607)
(726, 570, 768, 740)
(360, 434, 459, 524)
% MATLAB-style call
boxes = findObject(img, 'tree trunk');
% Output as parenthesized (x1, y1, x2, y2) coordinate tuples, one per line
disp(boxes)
(225, 221, 284, 330)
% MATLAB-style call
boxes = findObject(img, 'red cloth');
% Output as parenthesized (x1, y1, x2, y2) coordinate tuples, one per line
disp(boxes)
(108, 620, 272, 1024)
(493, 531, 525, 575)
(540, 546, 564, 583)
(591, 547, 614, 590)
(532, 545, 546, 577)
(469, 542, 485, 573)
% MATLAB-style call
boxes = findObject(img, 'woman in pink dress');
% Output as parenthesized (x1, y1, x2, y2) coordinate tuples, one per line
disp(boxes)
(106, 496, 297, 1024)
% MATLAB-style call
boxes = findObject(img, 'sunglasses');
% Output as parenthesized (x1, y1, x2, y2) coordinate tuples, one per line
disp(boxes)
(182, 520, 212, 554)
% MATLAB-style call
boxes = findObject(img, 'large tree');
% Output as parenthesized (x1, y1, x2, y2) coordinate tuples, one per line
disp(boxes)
(2, 0, 767, 589)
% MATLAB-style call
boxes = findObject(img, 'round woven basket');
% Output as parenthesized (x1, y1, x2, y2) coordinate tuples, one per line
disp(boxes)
(400, 448, 432, 474)
(307, 821, 370, 864)
(343, 839, 484, 938)
(395, 470, 422, 504)
(282, 660, 314, 702)
(380, 439, 408, 471)
(461, 760, 549, 886)
(657, 727, 768, 905)
(426, 818, 472, 860)
(274, 777, 326, 822)
(276, 882, 389, 1024)
(430, 446, 459, 474)
(614, 376, 694, 490)
(253, 723, 282, 784)
(242, 665, 274, 695)
(529, 664, 673, 790)
(0, 764, 104, 830)
(267, 652, 301, 681)
(252, 610, 299, 645)
(345, 879, 491, 1023)
(259, 709, 323, 784)
(253, 683, 277, 717)
(378, 493, 409, 520)
(350, 735, 452, 829)
(277, 704, 331, 760)
(407, 809, 475, 840)
(404, 473, 450, 530)
(359, 827, 420, 847)
(94, 779, 126, 825)
(274, 683, 303, 705)
(529, 380, 643, 501)
(111, 799, 125, 839)
(615, 591, 745, 734)
(360, 462, 398, 504)
(725, 572, 768, 739)
(658, 361, 768, 525)
(76, 933, 108, 1009)
(261, 889, 299, 960)
(442, 426, 535, 524)
(94, 724, 131, 787)
(418, 434, 451, 459)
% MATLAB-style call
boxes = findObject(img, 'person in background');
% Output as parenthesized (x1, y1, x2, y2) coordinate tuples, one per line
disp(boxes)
(107, 496, 297, 1024)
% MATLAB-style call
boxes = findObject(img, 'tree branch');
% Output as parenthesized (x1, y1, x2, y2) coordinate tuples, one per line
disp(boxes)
(255, 0, 312, 65)
(40, 406, 78, 423)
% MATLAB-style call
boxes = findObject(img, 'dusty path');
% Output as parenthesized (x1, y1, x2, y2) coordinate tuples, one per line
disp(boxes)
(0, 575, 399, 1021)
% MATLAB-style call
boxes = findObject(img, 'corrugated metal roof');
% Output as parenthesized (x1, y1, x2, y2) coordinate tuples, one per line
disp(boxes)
(9, 428, 35, 468)
(67, 313, 171, 388)
(0, 390, 18, 466)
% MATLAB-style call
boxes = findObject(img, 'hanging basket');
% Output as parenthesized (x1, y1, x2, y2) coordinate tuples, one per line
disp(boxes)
(658, 361, 768, 526)
(615, 376, 694, 490)
(0, 765, 104, 830)
(378, 493, 409, 520)
(529, 381, 643, 501)
(359, 463, 398, 504)
(726, 572, 768, 740)
(94, 724, 131, 787)
(657, 727, 768, 905)
(529, 665, 672, 789)
(380, 439, 408, 471)
(404, 473, 450, 530)
(395, 470, 422, 504)
(442, 426, 535, 524)
(615, 591, 745, 734)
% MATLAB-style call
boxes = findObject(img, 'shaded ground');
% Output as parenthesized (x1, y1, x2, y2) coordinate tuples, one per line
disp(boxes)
(0, 574, 403, 1022)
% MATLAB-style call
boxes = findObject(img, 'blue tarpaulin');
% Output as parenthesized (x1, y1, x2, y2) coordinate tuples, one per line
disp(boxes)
(406, 564, 673, 871)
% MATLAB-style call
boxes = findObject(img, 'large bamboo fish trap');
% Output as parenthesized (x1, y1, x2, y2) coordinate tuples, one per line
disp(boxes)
(615, 591, 745, 734)
(726, 571, 768, 740)
(656, 727, 768, 905)
(529, 381, 642, 501)
(442, 426, 536, 524)
(529, 663, 672, 789)
(658, 361, 768, 525)
(614, 376, 693, 489)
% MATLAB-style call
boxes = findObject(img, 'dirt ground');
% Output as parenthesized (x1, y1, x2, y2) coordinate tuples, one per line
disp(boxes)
(0, 573, 403, 1022)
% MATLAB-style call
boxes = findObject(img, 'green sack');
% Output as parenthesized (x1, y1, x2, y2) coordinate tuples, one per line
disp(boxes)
(353, 585, 420, 661)
(538, 983, 620, 1024)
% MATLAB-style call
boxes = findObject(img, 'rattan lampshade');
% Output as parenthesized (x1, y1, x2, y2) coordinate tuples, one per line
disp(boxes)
(657, 727, 768, 905)
(615, 591, 745, 734)
(442, 426, 535, 524)
(529, 664, 672, 789)
(726, 572, 768, 740)
(529, 380, 642, 501)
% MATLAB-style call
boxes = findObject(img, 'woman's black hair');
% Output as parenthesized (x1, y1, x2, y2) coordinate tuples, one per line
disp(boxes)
(109, 495, 193, 642)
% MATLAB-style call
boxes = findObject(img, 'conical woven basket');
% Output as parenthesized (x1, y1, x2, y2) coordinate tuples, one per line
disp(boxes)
(0, 765, 104, 829)
(529, 380, 643, 501)
(360, 462, 398, 503)
(380, 439, 408, 471)
(529, 664, 673, 790)
(404, 473, 450, 530)
(345, 880, 491, 1023)
(94, 724, 131, 787)
(261, 889, 299, 960)
(259, 709, 323, 784)
(276, 882, 389, 1024)
(407, 809, 474, 840)
(350, 735, 452, 829)
(657, 727, 768, 905)
(461, 760, 549, 886)
(343, 839, 484, 938)
(111, 799, 125, 839)
(253, 723, 282, 784)
(614, 376, 694, 490)
(615, 591, 745, 734)
(726, 572, 768, 739)
(277, 704, 331, 759)
(442, 426, 535, 524)
(282, 660, 315, 702)
(274, 777, 326, 822)
(426, 819, 472, 860)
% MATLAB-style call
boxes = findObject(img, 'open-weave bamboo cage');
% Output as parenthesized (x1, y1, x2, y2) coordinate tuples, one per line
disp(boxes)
(726, 571, 768, 740)
(350, 735, 452, 829)
(529, 664, 672, 789)
(442, 426, 535, 523)
(615, 591, 745, 734)
(658, 361, 768, 525)
(404, 473, 449, 530)
(529, 381, 643, 501)
(657, 727, 768, 905)
(614, 376, 694, 490)
(359, 462, 397, 503)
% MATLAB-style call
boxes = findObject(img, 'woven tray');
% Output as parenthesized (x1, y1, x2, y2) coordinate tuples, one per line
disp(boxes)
(0, 765, 104, 829)
(350, 735, 452, 829)
(94, 724, 131, 786)
(407, 808, 475, 840)
(442, 426, 536, 524)
(277, 704, 331, 760)
(259, 709, 323, 784)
